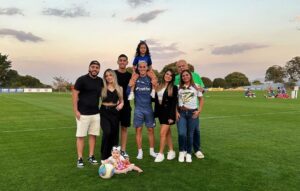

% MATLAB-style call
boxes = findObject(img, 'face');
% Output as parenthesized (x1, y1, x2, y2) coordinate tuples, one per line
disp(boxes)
(164, 71, 173, 82)
(117, 57, 128, 70)
(89, 64, 100, 77)
(176, 61, 189, 74)
(138, 62, 148, 75)
(105, 71, 114, 84)
(139, 44, 147, 55)
(182, 71, 191, 83)
(111, 150, 120, 159)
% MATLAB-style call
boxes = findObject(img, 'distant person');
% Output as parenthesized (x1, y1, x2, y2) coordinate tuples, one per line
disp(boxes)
(175, 60, 205, 159)
(114, 54, 132, 158)
(72, 60, 103, 168)
(128, 41, 157, 100)
(129, 61, 157, 159)
(154, 69, 178, 162)
(245, 88, 256, 98)
(100, 69, 124, 160)
(177, 70, 204, 163)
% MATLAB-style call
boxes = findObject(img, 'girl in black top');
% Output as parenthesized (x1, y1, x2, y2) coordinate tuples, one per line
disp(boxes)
(154, 69, 178, 162)
(100, 69, 124, 160)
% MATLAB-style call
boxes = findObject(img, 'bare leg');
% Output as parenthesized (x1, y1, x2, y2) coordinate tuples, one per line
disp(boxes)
(159, 124, 169, 153)
(147, 128, 155, 148)
(88, 135, 96, 156)
(77, 137, 84, 159)
(166, 128, 174, 151)
(136, 127, 143, 150)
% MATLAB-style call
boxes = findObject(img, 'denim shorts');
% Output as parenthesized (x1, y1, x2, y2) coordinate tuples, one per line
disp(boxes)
(134, 107, 155, 128)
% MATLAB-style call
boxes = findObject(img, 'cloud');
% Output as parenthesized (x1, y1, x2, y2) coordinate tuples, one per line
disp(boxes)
(42, 7, 90, 18)
(111, 13, 116, 18)
(211, 43, 269, 55)
(126, 9, 165, 23)
(127, 0, 152, 8)
(0, 29, 44, 42)
(0, 7, 24, 15)
(147, 39, 185, 60)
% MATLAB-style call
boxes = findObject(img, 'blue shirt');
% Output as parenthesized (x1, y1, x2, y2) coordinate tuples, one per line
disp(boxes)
(133, 55, 152, 67)
(134, 76, 152, 108)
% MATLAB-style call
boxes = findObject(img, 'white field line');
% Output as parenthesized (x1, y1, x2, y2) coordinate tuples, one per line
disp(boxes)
(2, 126, 74, 133)
(1, 110, 300, 133)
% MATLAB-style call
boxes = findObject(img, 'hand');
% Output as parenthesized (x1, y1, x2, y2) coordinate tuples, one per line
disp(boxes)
(192, 110, 201, 119)
(168, 119, 174, 124)
(75, 110, 81, 120)
(116, 102, 124, 111)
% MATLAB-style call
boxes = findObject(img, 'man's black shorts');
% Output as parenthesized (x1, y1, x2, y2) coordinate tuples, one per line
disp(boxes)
(119, 105, 131, 127)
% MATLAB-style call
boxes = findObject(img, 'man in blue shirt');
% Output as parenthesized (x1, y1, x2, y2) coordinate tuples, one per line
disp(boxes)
(129, 61, 157, 159)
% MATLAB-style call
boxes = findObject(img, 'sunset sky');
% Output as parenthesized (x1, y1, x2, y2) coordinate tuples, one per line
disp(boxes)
(0, 0, 299, 85)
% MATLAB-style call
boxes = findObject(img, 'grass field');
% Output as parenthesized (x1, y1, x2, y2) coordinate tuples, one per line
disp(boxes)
(0, 91, 299, 191)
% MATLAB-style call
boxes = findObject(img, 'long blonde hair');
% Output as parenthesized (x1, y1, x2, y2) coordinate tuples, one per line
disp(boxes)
(102, 69, 123, 100)
(156, 69, 175, 97)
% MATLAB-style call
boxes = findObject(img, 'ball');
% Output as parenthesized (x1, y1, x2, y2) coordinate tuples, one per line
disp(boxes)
(98, 164, 115, 179)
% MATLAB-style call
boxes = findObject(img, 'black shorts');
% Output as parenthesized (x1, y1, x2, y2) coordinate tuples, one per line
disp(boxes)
(157, 108, 175, 125)
(119, 105, 132, 127)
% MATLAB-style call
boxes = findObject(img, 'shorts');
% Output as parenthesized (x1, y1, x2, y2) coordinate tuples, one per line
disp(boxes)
(76, 114, 100, 137)
(119, 105, 131, 127)
(134, 107, 155, 128)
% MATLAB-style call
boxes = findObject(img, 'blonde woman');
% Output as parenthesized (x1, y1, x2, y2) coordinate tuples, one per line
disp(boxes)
(100, 69, 124, 160)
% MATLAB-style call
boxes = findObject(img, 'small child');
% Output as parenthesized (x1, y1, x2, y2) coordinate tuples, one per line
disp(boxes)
(128, 40, 157, 100)
(102, 146, 143, 174)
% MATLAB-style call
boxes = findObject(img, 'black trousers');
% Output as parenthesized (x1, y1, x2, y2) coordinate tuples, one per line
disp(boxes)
(100, 106, 120, 160)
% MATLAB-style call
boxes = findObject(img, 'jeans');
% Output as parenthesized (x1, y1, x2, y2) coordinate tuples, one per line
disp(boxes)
(177, 109, 199, 154)
(193, 123, 201, 152)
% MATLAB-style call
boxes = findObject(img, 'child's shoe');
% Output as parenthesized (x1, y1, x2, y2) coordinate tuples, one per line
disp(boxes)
(128, 91, 134, 100)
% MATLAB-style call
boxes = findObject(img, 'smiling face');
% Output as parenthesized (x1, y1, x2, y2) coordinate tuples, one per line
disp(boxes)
(117, 56, 128, 70)
(88, 64, 100, 77)
(176, 60, 189, 74)
(139, 44, 147, 55)
(181, 71, 191, 84)
(137, 61, 148, 76)
(104, 71, 114, 84)
(164, 70, 173, 83)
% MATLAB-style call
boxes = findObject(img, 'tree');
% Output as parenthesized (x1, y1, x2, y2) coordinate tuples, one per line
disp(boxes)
(202, 77, 212, 88)
(19, 75, 44, 88)
(160, 62, 194, 76)
(53, 76, 72, 92)
(213, 78, 226, 88)
(225, 72, 250, 87)
(285, 56, 300, 81)
(0, 53, 12, 87)
(252, 80, 262, 85)
(265, 65, 287, 83)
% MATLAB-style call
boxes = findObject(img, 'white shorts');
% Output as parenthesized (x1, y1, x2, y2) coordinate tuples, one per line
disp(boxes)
(76, 114, 100, 137)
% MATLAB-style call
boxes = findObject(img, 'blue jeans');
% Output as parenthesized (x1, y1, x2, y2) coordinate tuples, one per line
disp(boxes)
(193, 122, 201, 152)
(177, 109, 199, 154)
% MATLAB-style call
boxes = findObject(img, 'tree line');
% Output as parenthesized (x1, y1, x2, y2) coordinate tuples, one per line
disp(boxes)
(1, 52, 299, 89)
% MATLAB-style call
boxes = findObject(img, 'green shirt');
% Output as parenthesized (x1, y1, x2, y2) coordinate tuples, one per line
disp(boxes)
(174, 72, 205, 87)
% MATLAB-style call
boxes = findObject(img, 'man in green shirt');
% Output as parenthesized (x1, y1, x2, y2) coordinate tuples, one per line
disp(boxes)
(175, 59, 205, 159)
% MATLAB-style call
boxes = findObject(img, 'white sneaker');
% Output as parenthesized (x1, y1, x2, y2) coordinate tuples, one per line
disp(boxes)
(186, 154, 192, 163)
(150, 151, 157, 158)
(167, 150, 176, 160)
(195, 151, 204, 159)
(178, 151, 185, 162)
(128, 92, 134, 100)
(136, 151, 143, 160)
(150, 89, 155, 98)
(154, 153, 165, 162)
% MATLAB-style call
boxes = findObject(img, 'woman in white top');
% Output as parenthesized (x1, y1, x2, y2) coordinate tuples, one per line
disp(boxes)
(153, 69, 178, 162)
(176, 69, 204, 163)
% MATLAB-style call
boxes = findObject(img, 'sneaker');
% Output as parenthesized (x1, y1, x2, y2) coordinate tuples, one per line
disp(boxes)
(167, 150, 176, 160)
(121, 151, 129, 159)
(150, 151, 157, 158)
(186, 154, 192, 163)
(178, 151, 185, 162)
(128, 92, 134, 100)
(77, 158, 84, 168)
(88, 155, 98, 165)
(150, 89, 155, 98)
(194, 151, 204, 159)
(154, 153, 165, 162)
(136, 151, 143, 160)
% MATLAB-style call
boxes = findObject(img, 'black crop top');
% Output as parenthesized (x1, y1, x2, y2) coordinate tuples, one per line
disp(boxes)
(102, 89, 119, 103)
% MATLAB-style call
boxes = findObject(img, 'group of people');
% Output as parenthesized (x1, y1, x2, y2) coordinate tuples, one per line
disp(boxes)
(72, 41, 205, 169)
(265, 86, 289, 99)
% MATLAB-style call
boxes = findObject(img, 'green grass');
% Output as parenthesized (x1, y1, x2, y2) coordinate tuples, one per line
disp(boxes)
(0, 91, 299, 191)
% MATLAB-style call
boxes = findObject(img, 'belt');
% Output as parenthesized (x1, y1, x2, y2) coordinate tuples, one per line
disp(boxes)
(101, 105, 117, 110)
(178, 106, 197, 111)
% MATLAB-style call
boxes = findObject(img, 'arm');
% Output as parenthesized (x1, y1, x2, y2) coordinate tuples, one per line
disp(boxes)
(116, 87, 124, 111)
(192, 96, 204, 119)
(72, 89, 81, 120)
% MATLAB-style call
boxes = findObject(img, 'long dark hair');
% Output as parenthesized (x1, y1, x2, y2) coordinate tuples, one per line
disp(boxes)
(135, 40, 150, 57)
(157, 69, 175, 96)
(179, 70, 195, 89)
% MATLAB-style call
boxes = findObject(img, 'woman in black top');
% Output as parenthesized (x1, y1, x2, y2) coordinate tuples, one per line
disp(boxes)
(154, 69, 178, 162)
(100, 69, 124, 160)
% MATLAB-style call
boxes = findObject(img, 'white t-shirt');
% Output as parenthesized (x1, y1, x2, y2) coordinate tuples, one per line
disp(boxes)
(178, 85, 203, 109)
